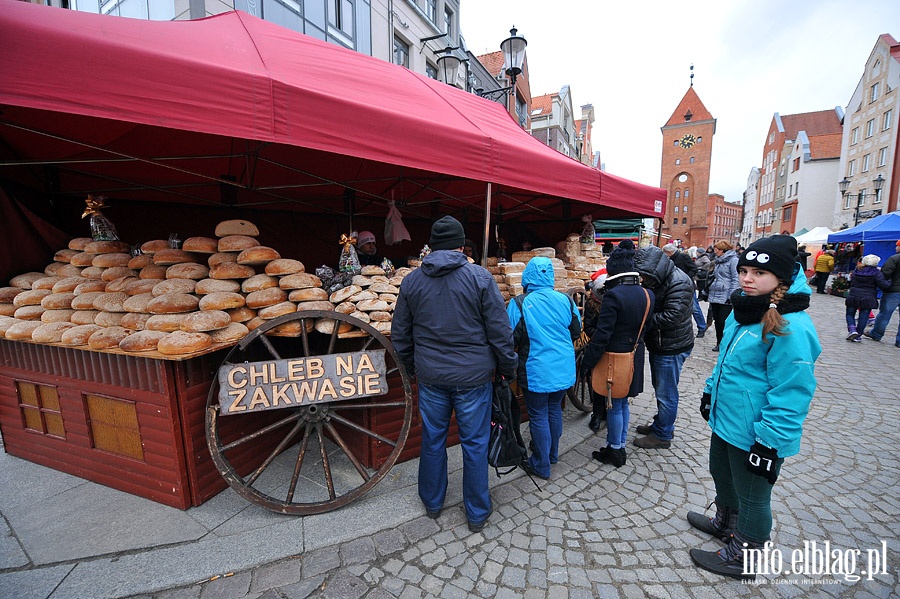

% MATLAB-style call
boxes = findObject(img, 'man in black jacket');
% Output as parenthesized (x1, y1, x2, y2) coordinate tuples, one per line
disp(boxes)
(392, 215, 517, 532)
(632, 245, 694, 449)
(664, 244, 705, 337)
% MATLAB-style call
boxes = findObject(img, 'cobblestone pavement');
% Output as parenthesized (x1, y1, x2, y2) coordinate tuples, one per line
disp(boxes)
(137, 293, 900, 599)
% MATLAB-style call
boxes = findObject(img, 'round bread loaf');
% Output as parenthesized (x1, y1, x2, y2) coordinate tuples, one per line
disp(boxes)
(41, 309, 76, 323)
(288, 287, 328, 302)
(9, 272, 46, 289)
(267, 319, 314, 337)
(84, 240, 130, 254)
(237, 246, 280, 266)
(257, 301, 296, 319)
(279, 273, 322, 290)
(71, 292, 105, 310)
(368, 311, 392, 322)
(145, 314, 187, 332)
(74, 280, 108, 294)
(361, 265, 386, 276)
(70, 252, 99, 267)
(60, 324, 103, 346)
(245, 287, 287, 309)
(350, 290, 378, 302)
(181, 309, 231, 332)
(101, 267, 138, 282)
(208, 252, 238, 267)
(123, 293, 154, 313)
(80, 266, 106, 280)
(371, 321, 392, 334)
(349, 311, 370, 323)
(388, 276, 404, 287)
(140, 239, 169, 254)
(104, 276, 138, 292)
(182, 237, 218, 253)
(333, 301, 356, 315)
(369, 282, 400, 294)
(218, 235, 258, 252)
(226, 306, 256, 323)
(13, 289, 52, 307)
(241, 273, 278, 293)
(215, 219, 259, 237)
(295, 300, 335, 312)
(0, 304, 17, 317)
(71, 310, 101, 325)
(151, 279, 197, 296)
(41, 293, 76, 310)
(88, 326, 132, 349)
(5, 320, 43, 340)
(152, 249, 200, 265)
(54, 248, 79, 263)
(378, 293, 398, 303)
(93, 292, 129, 312)
(166, 263, 209, 280)
(209, 262, 255, 280)
(356, 299, 390, 312)
(120, 312, 151, 331)
(92, 253, 131, 268)
(147, 293, 200, 314)
(157, 331, 212, 355)
(208, 322, 250, 343)
(94, 311, 126, 328)
(32, 321, 77, 343)
(139, 266, 168, 280)
(194, 278, 241, 295)
(329, 285, 362, 303)
(68, 237, 93, 251)
(245, 316, 265, 331)
(265, 259, 304, 276)
(198, 291, 246, 311)
(394, 268, 413, 277)
(119, 330, 168, 352)
(0, 287, 22, 303)
(46, 262, 67, 276)
(0, 317, 22, 336)
(14, 306, 46, 320)
(52, 277, 87, 293)
(31, 276, 62, 291)
(351, 275, 373, 287)
(124, 278, 158, 296)
(314, 318, 353, 335)
(127, 254, 153, 269)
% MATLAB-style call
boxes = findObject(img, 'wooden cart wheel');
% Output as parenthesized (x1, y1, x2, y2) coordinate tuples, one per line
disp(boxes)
(205, 310, 413, 515)
(565, 287, 592, 412)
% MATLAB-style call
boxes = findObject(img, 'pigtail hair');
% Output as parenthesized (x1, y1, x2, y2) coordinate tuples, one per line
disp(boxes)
(761, 283, 789, 342)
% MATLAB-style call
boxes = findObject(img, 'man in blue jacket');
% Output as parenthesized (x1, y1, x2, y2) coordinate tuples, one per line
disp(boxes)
(507, 257, 581, 480)
(391, 216, 517, 533)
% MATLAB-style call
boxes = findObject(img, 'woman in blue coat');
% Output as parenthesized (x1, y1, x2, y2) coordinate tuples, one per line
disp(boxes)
(688, 235, 821, 580)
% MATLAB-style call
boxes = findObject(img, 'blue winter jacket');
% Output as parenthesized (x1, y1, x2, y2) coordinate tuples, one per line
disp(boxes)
(704, 266, 821, 457)
(391, 250, 517, 386)
(506, 257, 581, 393)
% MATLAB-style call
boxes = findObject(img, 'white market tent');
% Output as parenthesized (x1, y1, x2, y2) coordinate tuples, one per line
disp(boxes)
(793, 226, 834, 244)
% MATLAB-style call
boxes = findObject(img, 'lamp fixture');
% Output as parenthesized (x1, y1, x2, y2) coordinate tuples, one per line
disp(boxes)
(435, 46, 462, 87)
(475, 27, 527, 107)
(839, 174, 886, 226)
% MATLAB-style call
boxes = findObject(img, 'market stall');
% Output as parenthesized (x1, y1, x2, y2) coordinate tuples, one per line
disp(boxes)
(827, 212, 900, 267)
(0, 2, 666, 510)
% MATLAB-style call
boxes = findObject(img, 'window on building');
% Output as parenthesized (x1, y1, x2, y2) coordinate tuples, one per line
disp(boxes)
(673, 140, 680, 147)
(857, 190, 866, 207)
(866, 119, 875, 138)
(684, 189, 690, 198)
(851, 127, 860, 144)
(393, 36, 409, 68)
(795, 181, 799, 195)
(674, 205, 679, 213)
(870, 82, 880, 103)
(793, 157, 800, 171)
(697, 137, 702, 144)
(426, 0, 437, 23)
(689, 157, 695, 164)
(878, 147, 888, 167)
(328, 0, 354, 39)
(874, 187, 883, 204)
(783, 206, 792, 221)
(675, 159, 681, 165)
(862, 154, 871, 172)
(844, 193, 853, 209)
(683, 205, 688, 213)
(848, 159, 857, 176)
(884, 109, 893, 131)
(15, 381, 65, 439)
(443, 6, 454, 38)
(426, 62, 437, 79)
(674, 191, 680, 199)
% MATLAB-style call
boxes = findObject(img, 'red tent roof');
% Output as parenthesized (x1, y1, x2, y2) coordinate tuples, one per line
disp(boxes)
(0, 1, 664, 221)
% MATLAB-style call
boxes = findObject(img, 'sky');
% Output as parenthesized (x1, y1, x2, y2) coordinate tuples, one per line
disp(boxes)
(460, 0, 900, 206)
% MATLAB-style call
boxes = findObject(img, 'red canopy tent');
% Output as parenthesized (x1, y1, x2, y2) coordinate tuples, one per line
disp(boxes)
(0, 1, 665, 278)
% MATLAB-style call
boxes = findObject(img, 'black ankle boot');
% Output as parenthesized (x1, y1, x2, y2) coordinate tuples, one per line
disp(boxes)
(588, 413, 603, 432)
(592, 446, 626, 468)
(690, 531, 763, 580)
(687, 500, 738, 542)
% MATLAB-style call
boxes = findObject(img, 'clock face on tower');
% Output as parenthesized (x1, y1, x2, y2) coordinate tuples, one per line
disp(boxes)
(680, 134, 696, 148)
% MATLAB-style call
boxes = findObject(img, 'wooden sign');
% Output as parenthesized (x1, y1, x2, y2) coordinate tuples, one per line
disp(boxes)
(217, 350, 387, 415)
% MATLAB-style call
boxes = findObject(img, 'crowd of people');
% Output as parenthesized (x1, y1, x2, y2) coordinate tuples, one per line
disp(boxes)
(390, 215, 900, 579)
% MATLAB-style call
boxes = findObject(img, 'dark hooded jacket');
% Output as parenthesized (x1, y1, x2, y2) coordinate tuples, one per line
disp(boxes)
(634, 246, 695, 355)
(391, 250, 517, 386)
(846, 264, 890, 310)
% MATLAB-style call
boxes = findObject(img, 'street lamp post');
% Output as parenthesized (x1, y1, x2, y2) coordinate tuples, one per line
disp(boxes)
(468, 27, 527, 116)
(840, 174, 885, 226)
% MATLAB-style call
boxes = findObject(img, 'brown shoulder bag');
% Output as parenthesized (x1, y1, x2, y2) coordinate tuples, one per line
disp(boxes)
(591, 288, 651, 407)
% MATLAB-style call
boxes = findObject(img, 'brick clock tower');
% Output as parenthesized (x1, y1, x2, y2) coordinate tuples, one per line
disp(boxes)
(660, 85, 716, 248)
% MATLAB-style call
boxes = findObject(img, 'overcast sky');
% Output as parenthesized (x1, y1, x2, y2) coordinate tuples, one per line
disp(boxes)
(460, 0, 900, 206)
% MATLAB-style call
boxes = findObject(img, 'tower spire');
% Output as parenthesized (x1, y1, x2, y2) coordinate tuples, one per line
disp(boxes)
(690, 63, 694, 87)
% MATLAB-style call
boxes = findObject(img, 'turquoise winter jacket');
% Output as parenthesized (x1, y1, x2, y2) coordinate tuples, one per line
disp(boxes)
(704, 267, 821, 457)
(507, 257, 581, 393)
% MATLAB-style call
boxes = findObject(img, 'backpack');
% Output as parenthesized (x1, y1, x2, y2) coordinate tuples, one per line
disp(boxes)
(487, 378, 528, 476)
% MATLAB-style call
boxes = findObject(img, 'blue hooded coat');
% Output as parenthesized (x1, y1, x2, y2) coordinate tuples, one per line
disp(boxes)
(704, 266, 821, 457)
(506, 257, 581, 393)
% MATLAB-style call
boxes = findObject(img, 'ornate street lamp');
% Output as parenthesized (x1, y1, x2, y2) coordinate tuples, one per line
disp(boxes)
(476, 27, 527, 112)
(840, 174, 886, 226)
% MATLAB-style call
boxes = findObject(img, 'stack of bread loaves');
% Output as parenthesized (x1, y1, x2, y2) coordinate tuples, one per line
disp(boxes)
(325, 265, 411, 335)
(0, 219, 343, 356)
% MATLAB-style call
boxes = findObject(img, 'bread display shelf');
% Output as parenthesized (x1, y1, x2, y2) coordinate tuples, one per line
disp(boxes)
(2, 336, 236, 361)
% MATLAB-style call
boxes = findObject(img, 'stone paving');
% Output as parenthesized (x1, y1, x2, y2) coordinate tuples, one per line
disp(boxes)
(134, 292, 899, 598)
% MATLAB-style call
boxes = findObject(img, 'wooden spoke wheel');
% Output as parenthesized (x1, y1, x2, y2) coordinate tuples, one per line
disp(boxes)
(565, 287, 592, 412)
(205, 310, 413, 515)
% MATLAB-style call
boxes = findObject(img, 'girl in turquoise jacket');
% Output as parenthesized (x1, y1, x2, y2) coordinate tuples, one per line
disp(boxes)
(687, 235, 822, 581)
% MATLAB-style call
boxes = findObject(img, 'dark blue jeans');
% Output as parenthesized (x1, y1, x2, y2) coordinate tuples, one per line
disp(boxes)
(417, 382, 492, 525)
(524, 388, 565, 478)
(648, 350, 691, 441)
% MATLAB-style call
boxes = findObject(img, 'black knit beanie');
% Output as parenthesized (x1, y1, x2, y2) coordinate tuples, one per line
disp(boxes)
(605, 238, 636, 275)
(429, 216, 466, 251)
(737, 235, 798, 282)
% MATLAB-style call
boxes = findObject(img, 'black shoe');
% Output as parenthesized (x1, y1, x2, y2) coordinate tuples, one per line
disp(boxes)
(633, 433, 671, 449)
(690, 533, 759, 580)
(862, 332, 881, 341)
(635, 422, 653, 435)
(522, 462, 550, 481)
(425, 508, 442, 519)
(712, 344, 719, 352)
(468, 507, 493, 533)
(687, 507, 735, 542)
(592, 446, 626, 467)
(588, 413, 603, 432)
(696, 328, 705, 338)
